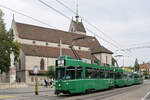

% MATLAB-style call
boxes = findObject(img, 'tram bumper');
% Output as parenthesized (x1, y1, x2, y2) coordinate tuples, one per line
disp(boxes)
(55, 90, 70, 95)
(55, 81, 75, 94)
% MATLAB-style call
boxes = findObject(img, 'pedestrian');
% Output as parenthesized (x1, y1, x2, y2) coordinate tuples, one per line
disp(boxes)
(44, 79, 48, 87)
(50, 80, 53, 88)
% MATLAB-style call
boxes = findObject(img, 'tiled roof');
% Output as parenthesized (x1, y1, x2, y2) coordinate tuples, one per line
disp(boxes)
(21, 44, 91, 59)
(16, 22, 113, 54)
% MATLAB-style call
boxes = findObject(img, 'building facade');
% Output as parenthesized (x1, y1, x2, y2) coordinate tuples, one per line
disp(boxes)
(11, 17, 113, 84)
(139, 62, 150, 74)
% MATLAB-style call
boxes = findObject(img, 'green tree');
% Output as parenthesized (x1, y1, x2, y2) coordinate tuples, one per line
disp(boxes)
(0, 9, 20, 73)
(134, 58, 140, 72)
(143, 70, 148, 76)
(112, 57, 116, 66)
(46, 66, 55, 79)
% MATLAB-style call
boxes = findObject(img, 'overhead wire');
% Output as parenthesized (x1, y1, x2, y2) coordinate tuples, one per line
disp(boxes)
(54, 0, 122, 48)
(39, 0, 71, 20)
(0, 4, 56, 29)
(53, 0, 135, 54)
(38, 0, 122, 50)
(38, 0, 144, 64)
(0, 1, 143, 64)
(40, 0, 139, 60)
(39, 0, 144, 64)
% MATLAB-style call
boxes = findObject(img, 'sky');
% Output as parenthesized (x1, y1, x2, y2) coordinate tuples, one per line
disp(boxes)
(0, 0, 150, 66)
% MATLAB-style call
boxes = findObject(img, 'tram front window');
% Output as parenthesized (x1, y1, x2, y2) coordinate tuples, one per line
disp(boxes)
(56, 68, 65, 80)
(65, 67, 75, 80)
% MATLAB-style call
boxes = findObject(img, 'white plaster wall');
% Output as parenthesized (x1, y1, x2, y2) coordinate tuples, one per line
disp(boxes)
(94, 53, 112, 65)
(94, 54, 101, 61)
(101, 53, 112, 65)
(16, 38, 89, 51)
(25, 56, 57, 71)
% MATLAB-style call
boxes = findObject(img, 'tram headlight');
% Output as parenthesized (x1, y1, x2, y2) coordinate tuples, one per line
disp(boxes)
(58, 84, 61, 87)
(66, 83, 69, 85)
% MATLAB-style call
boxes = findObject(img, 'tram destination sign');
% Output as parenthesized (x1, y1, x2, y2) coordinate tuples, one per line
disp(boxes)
(56, 60, 65, 66)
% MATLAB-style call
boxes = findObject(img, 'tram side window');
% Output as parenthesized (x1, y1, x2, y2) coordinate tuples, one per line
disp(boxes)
(140, 75, 143, 78)
(86, 67, 92, 79)
(116, 72, 122, 79)
(97, 69, 100, 78)
(91, 68, 97, 78)
(105, 70, 110, 79)
(110, 70, 114, 79)
(129, 73, 133, 79)
(76, 67, 83, 79)
(124, 74, 127, 79)
(65, 66, 75, 80)
(134, 74, 138, 78)
(100, 69, 105, 78)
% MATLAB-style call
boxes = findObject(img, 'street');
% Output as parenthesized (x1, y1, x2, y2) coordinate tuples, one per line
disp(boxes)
(0, 80, 150, 100)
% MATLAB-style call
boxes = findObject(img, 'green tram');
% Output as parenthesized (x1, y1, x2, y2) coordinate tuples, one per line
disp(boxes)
(133, 72, 143, 84)
(55, 55, 143, 95)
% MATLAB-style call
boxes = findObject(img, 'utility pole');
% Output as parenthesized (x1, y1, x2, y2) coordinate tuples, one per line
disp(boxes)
(60, 40, 62, 56)
(123, 56, 124, 67)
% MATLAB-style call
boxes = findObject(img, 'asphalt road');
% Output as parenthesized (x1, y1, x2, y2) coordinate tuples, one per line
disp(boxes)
(1, 80, 150, 100)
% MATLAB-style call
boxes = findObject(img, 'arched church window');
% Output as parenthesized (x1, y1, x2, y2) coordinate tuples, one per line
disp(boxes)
(19, 59, 21, 70)
(40, 58, 45, 70)
(71, 28, 73, 32)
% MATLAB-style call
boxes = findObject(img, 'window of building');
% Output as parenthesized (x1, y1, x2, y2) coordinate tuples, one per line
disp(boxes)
(106, 56, 108, 64)
(46, 42, 48, 46)
(33, 41, 36, 44)
(71, 28, 73, 32)
(19, 59, 21, 70)
(40, 58, 45, 70)
(78, 46, 81, 50)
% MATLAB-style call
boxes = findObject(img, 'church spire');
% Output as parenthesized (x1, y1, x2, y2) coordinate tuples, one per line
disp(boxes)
(75, 0, 79, 23)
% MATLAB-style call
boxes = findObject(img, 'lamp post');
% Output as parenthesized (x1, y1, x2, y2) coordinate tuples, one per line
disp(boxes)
(34, 65, 39, 95)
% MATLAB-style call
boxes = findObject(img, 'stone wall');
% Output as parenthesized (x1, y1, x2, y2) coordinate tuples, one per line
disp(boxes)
(0, 73, 10, 83)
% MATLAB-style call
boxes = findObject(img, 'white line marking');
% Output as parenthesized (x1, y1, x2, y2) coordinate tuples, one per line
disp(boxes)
(141, 91, 150, 100)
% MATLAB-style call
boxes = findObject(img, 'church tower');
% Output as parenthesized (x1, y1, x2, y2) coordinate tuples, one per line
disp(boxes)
(69, 1, 86, 35)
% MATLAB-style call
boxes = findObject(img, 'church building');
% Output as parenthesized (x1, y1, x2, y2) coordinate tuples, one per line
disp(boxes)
(11, 14, 113, 84)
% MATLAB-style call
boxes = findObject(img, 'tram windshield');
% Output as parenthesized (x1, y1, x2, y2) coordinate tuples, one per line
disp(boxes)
(65, 67, 75, 80)
(56, 68, 65, 80)
(56, 67, 75, 80)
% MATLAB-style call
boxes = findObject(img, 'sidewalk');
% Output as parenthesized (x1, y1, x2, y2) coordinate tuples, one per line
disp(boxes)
(0, 86, 55, 97)
(0, 83, 28, 89)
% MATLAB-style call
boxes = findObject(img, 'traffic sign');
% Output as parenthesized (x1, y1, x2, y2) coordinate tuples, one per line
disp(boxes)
(34, 65, 39, 74)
